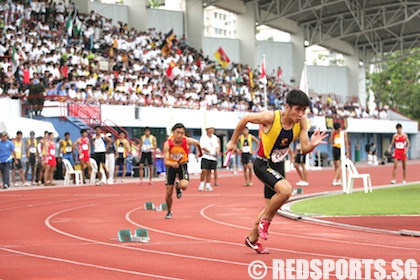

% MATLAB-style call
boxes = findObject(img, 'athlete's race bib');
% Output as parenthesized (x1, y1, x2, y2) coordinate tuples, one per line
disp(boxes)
(66, 147, 72, 152)
(29, 147, 36, 153)
(14, 147, 21, 152)
(142, 144, 151, 151)
(395, 142, 405, 149)
(81, 144, 89, 150)
(296, 143, 301, 150)
(334, 137, 341, 145)
(170, 153, 184, 162)
(117, 147, 124, 153)
(271, 148, 289, 163)
(50, 149, 56, 156)
(79, 154, 84, 159)
(242, 146, 251, 153)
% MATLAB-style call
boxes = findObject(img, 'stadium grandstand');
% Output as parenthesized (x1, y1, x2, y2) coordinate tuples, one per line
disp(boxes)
(0, 0, 419, 181)
(1, 1, 420, 280)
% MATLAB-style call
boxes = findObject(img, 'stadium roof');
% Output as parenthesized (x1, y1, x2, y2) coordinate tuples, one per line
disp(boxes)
(205, 0, 420, 63)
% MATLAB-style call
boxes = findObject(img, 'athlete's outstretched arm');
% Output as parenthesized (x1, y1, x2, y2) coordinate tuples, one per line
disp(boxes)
(226, 111, 274, 152)
(187, 137, 202, 158)
(299, 117, 328, 154)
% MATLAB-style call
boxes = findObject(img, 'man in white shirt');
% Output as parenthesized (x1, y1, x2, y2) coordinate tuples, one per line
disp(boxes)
(198, 125, 220, 191)
(92, 126, 111, 185)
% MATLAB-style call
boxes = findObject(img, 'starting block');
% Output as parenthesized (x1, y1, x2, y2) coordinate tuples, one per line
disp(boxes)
(158, 203, 168, 211)
(293, 188, 304, 194)
(144, 202, 156, 210)
(117, 228, 150, 243)
(117, 229, 133, 242)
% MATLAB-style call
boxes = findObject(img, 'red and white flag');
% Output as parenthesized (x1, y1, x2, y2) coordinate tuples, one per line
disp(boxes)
(166, 61, 179, 81)
(277, 67, 283, 82)
(258, 58, 267, 85)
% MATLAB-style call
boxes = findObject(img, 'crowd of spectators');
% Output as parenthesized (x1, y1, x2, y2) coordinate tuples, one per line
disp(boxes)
(0, 0, 387, 119)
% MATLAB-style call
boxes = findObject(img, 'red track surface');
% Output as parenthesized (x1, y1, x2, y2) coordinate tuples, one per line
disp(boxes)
(1, 162, 419, 279)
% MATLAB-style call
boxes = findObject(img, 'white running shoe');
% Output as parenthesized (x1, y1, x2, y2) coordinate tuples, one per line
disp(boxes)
(205, 186, 214, 192)
(198, 184, 205, 191)
(332, 180, 337, 186)
(402, 180, 407, 184)
(391, 180, 396, 184)
(14, 183, 19, 187)
(24, 182, 30, 187)
(301, 181, 309, 186)
(296, 180, 304, 186)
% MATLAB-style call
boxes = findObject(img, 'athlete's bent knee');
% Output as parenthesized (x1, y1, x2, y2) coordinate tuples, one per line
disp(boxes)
(275, 181, 292, 197)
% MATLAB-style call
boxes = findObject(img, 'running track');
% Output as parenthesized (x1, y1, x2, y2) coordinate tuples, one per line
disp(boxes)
(1, 162, 419, 279)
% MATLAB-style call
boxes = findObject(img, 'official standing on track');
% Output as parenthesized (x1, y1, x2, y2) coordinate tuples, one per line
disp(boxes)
(0, 132, 15, 189)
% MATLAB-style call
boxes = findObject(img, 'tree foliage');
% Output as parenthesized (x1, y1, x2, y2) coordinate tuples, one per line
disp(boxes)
(367, 50, 420, 121)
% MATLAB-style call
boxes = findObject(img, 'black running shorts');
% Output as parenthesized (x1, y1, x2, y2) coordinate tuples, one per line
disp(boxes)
(140, 152, 153, 166)
(241, 153, 253, 165)
(115, 157, 126, 166)
(253, 157, 285, 199)
(332, 147, 341, 161)
(201, 158, 217, 170)
(294, 152, 306, 164)
(28, 154, 37, 167)
(93, 152, 106, 165)
(12, 159, 23, 170)
(166, 163, 189, 186)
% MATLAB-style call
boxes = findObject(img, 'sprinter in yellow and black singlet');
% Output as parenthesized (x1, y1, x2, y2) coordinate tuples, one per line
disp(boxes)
(237, 126, 259, 187)
(226, 89, 328, 254)
(25, 131, 38, 185)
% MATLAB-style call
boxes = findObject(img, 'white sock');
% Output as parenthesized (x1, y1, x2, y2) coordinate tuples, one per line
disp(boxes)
(199, 181, 204, 187)
(206, 183, 211, 188)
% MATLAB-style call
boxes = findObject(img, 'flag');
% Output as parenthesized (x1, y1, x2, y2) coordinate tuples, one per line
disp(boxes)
(74, 17, 82, 36)
(248, 66, 254, 88)
(65, 14, 73, 37)
(259, 58, 267, 84)
(277, 67, 283, 82)
(16, 16, 23, 29)
(299, 64, 309, 95)
(214, 47, 230, 68)
(160, 29, 175, 57)
(166, 61, 179, 81)
(11, 45, 18, 74)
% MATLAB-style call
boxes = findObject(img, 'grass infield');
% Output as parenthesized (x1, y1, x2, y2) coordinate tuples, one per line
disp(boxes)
(290, 184, 420, 216)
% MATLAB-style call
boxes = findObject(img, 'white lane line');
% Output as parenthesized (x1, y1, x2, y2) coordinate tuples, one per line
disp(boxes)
(200, 203, 420, 252)
(0, 246, 184, 280)
(44, 204, 254, 270)
(126, 207, 365, 260)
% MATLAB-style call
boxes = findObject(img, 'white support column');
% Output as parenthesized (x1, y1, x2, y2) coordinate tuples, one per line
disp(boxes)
(290, 27, 306, 87)
(358, 63, 367, 108)
(124, 0, 148, 31)
(184, 0, 204, 51)
(236, 2, 256, 67)
(343, 53, 360, 100)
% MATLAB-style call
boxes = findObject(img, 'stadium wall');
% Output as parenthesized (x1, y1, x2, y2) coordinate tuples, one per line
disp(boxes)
(307, 65, 349, 97)
(146, 9, 184, 38)
(91, 2, 129, 25)
(202, 37, 241, 63)
(0, 98, 21, 118)
(256, 41, 295, 85)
